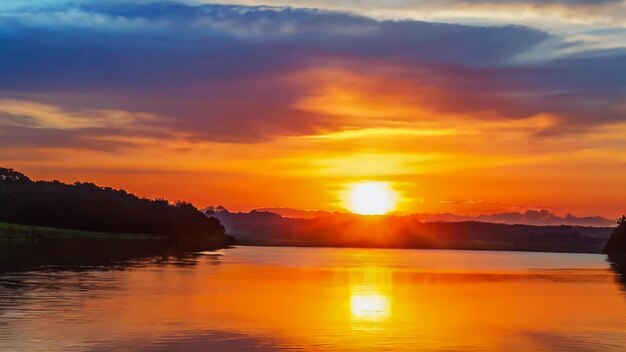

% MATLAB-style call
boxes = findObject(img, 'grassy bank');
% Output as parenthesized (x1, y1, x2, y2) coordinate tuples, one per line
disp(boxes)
(0, 222, 167, 241)
(0, 222, 228, 271)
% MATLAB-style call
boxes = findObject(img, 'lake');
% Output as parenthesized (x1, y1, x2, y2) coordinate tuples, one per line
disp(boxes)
(1, 246, 625, 351)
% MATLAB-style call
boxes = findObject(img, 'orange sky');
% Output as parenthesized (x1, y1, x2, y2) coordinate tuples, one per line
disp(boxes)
(1, 1, 625, 218)
(5, 65, 626, 218)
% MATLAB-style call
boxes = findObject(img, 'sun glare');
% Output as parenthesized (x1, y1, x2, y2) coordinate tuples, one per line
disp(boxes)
(347, 182, 397, 215)
(350, 293, 391, 321)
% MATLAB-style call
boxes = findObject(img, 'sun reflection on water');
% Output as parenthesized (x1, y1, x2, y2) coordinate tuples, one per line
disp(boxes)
(349, 266, 392, 322)
(350, 293, 390, 320)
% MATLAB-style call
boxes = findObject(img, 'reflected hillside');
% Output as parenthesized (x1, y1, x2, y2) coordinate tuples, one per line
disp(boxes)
(0, 238, 222, 272)
(607, 255, 626, 291)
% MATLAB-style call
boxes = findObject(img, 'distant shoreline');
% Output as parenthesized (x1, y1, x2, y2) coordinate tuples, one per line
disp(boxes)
(231, 242, 608, 255)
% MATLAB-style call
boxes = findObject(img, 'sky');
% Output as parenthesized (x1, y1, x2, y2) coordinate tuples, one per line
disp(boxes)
(1, 0, 625, 217)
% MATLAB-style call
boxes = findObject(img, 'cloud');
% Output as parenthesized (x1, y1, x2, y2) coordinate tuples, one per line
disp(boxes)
(0, 1, 624, 149)
(0, 99, 168, 150)
(197, 0, 626, 28)
(0, 125, 138, 151)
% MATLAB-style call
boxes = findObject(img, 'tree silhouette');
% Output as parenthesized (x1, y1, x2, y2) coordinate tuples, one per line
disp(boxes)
(614, 215, 625, 235)
(0, 168, 30, 183)
(602, 215, 626, 254)
(0, 167, 226, 241)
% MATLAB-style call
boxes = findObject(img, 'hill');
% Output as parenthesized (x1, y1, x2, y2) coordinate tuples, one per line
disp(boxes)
(246, 207, 614, 227)
(209, 209, 611, 253)
(0, 167, 228, 247)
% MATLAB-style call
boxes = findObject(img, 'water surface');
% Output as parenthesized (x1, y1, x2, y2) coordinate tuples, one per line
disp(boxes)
(1, 247, 625, 351)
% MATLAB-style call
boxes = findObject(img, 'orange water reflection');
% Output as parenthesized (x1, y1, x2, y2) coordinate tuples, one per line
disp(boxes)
(1, 247, 626, 351)
(350, 266, 392, 322)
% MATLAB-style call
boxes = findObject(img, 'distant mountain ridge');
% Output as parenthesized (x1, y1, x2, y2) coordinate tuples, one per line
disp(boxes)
(408, 210, 613, 227)
(246, 207, 614, 227)
(206, 208, 612, 253)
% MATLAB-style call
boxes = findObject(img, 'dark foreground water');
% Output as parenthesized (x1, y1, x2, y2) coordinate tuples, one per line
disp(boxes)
(1, 246, 625, 351)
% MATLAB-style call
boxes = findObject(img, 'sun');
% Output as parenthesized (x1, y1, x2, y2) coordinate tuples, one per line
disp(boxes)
(347, 182, 397, 215)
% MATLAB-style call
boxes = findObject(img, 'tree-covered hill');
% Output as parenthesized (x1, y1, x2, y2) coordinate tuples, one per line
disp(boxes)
(0, 167, 225, 241)
(211, 209, 611, 253)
